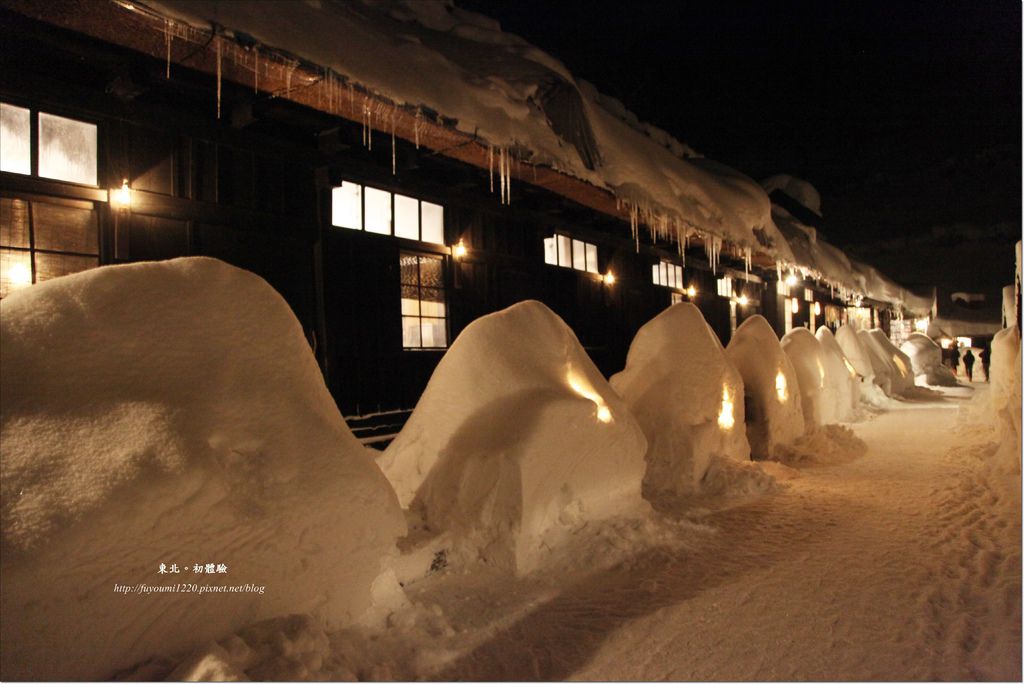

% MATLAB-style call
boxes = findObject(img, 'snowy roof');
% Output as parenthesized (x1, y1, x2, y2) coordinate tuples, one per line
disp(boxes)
(141, 0, 792, 259)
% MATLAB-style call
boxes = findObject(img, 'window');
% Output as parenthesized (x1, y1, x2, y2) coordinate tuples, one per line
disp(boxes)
(543, 233, 598, 273)
(1, 104, 97, 185)
(652, 259, 683, 289)
(400, 252, 447, 349)
(1, 196, 99, 297)
(716, 276, 733, 298)
(331, 180, 444, 245)
(804, 288, 814, 302)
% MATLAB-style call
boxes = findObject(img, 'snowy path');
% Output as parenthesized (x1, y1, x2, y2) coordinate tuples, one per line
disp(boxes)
(364, 388, 1021, 681)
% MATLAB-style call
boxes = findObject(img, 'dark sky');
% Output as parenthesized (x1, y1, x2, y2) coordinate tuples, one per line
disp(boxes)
(459, 0, 1021, 250)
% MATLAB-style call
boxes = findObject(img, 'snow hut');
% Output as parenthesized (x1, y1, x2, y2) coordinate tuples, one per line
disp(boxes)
(725, 315, 805, 458)
(781, 327, 830, 429)
(900, 332, 958, 386)
(610, 302, 750, 496)
(0, 258, 405, 680)
(816, 326, 860, 420)
(860, 329, 915, 396)
(835, 324, 874, 384)
(379, 300, 647, 574)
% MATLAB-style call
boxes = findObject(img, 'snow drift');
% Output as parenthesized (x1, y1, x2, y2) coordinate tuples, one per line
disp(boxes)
(900, 332, 958, 387)
(991, 327, 1021, 431)
(0, 258, 405, 680)
(725, 315, 805, 459)
(379, 300, 647, 574)
(780, 328, 829, 430)
(609, 302, 750, 495)
(815, 326, 859, 421)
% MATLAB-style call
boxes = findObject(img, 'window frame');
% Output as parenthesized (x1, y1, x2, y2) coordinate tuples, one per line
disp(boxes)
(399, 250, 449, 351)
(543, 232, 599, 274)
(652, 258, 684, 290)
(0, 102, 99, 188)
(330, 179, 445, 246)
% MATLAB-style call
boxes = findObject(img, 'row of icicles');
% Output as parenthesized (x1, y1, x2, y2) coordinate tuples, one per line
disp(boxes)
(158, 14, 867, 300)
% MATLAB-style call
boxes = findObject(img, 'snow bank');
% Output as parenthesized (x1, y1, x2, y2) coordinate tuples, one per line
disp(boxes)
(780, 328, 829, 429)
(815, 326, 859, 420)
(991, 327, 1021, 431)
(725, 315, 805, 459)
(900, 332, 958, 387)
(861, 329, 916, 396)
(609, 302, 750, 496)
(378, 300, 647, 574)
(772, 425, 868, 466)
(761, 174, 822, 216)
(0, 258, 405, 680)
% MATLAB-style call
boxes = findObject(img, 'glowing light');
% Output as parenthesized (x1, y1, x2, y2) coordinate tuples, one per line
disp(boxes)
(913, 318, 929, 333)
(452, 239, 467, 259)
(956, 336, 972, 348)
(892, 354, 908, 377)
(568, 373, 612, 424)
(791, 297, 799, 314)
(686, 285, 697, 298)
(817, 359, 826, 388)
(938, 337, 953, 350)
(813, 301, 821, 316)
(7, 262, 32, 288)
(110, 179, 132, 209)
(775, 370, 788, 403)
(785, 273, 798, 287)
(603, 272, 616, 285)
(737, 294, 749, 306)
(843, 357, 857, 378)
(718, 386, 735, 430)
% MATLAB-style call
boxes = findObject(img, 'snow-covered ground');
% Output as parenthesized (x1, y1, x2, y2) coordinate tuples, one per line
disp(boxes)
(158, 383, 1020, 681)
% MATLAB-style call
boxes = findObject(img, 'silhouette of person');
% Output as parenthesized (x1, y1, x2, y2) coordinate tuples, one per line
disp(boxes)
(962, 349, 975, 381)
(979, 345, 991, 382)
(950, 345, 961, 374)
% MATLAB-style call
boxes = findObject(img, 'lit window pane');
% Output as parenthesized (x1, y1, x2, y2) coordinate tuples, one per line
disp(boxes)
(660, 262, 668, 286)
(331, 182, 362, 229)
(557, 235, 571, 267)
(544, 237, 557, 265)
(586, 243, 598, 273)
(419, 256, 443, 288)
(400, 254, 420, 285)
(1, 198, 31, 248)
(34, 252, 97, 283)
(364, 186, 392, 235)
(401, 296, 420, 315)
(38, 112, 97, 185)
(32, 201, 98, 254)
(0, 103, 30, 175)
(420, 202, 444, 244)
(402, 316, 422, 347)
(420, 288, 445, 317)
(572, 239, 586, 271)
(394, 193, 419, 240)
(0, 248, 32, 298)
(421, 317, 447, 348)
(652, 264, 660, 285)
(675, 265, 683, 288)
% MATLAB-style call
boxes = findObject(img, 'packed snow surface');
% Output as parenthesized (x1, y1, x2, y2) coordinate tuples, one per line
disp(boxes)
(901, 332, 959, 387)
(0, 258, 404, 680)
(610, 302, 750, 495)
(780, 327, 829, 429)
(148, 0, 791, 259)
(378, 300, 647, 575)
(725, 315, 805, 458)
(815, 326, 859, 420)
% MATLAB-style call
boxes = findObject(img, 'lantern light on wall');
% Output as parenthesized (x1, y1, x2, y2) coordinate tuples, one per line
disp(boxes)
(452, 239, 467, 260)
(686, 285, 697, 298)
(791, 297, 799, 314)
(785, 273, 798, 287)
(110, 179, 132, 209)
(603, 271, 616, 285)
(813, 301, 822, 316)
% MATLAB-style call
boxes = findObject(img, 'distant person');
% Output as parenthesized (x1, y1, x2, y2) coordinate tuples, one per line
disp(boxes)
(950, 345, 961, 374)
(979, 345, 991, 382)
(962, 349, 975, 381)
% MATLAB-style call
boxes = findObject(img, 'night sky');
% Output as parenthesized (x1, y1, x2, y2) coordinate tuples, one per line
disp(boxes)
(459, 0, 1020, 259)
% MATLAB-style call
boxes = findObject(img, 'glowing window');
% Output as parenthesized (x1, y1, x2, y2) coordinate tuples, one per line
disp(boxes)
(38, 112, 97, 185)
(420, 202, 444, 245)
(400, 252, 447, 349)
(585, 243, 598, 274)
(331, 182, 362, 229)
(393, 193, 419, 240)
(717, 276, 733, 298)
(331, 181, 444, 244)
(652, 259, 684, 289)
(0, 103, 30, 175)
(545, 233, 598, 273)
(364, 186, 392, 235)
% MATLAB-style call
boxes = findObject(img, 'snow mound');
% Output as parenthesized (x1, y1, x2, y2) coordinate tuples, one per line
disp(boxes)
(815, 326, 859, 421)
(835, 324, 874, 383)
(772, 425, 868, 466)
(379, 300, 648, 575)
(780, 327, 829, 429)
(860, 329, 916, 396)
(761, 174, 822, 215)
(990, 327, 1022, 465)
(725, 315, 805, 459)
(610, 302, 750, 496)
(900, 332, 959, 386)
(0, 258, 405, 680)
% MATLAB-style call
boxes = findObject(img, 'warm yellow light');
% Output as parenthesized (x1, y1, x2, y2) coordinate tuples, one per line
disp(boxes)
(110, 179, 131, 209)
(7, 262, 31, 288)
(452, 239, 467, 259)
(914, 318, 929, 333)
(785, 273, 798, 287)
(892, 354, 908, 377)
(717, 386, 735, 430)
(813, 301, 821, 316)
(686, 285, 696, 298)
(568, 373, 612, 424)
(603, 272, 616, 285)
(775, 370, 788, 403)
(843, 357, 857, 378)
(737, 294, 749, 306)
(956, 336, 972, 348)
(817, 359, 826, 388)
(791, 297, 799, 314)
(938, 337, 952, 350)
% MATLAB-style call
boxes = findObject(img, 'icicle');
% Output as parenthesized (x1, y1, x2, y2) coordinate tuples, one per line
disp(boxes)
(285, 62, 294, 98)
(499, 148, 506, 205)
(216, 39, 222, 119)
(488, 145, 494, 193)
(776, 260, 782, 283)
(164, 20, 172, 78)
(414, 108, 421, 149)
(368, 104, 373, 151)
(253, 47, 259, 93)
(349, 84, 355, 116)
(391, 108, 396, 176)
